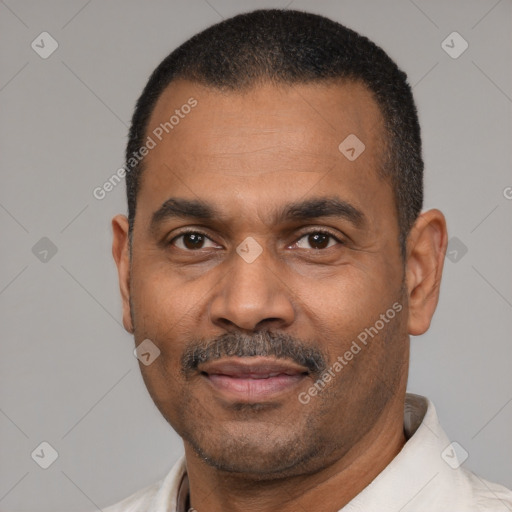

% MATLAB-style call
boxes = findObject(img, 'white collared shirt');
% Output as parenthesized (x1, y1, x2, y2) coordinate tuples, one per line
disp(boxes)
(103, 394, 512, 511)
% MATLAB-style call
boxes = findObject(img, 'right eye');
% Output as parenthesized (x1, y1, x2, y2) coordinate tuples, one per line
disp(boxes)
(169, 231, 221, 251)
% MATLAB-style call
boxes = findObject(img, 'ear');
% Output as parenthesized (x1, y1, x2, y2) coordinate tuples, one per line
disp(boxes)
(112, 214, 134, 333)
(405, 209, 448, 335)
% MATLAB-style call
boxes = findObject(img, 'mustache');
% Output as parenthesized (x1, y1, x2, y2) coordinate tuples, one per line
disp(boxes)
(181, 330, 327, 376)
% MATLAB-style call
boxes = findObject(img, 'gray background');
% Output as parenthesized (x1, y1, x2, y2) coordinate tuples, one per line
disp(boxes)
(1, 0, 511, 510)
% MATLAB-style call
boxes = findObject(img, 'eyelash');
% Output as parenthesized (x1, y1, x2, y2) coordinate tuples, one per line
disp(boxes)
(169, 228, 344, 250)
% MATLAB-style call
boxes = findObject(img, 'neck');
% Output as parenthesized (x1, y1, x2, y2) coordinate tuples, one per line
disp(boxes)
(184, 393, 407, 512)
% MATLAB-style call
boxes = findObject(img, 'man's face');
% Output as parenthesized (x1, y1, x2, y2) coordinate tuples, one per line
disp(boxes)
(122, 79, 409, 477)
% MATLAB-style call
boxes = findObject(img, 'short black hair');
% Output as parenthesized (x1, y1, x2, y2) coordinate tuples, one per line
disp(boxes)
(125, 9, 423, 254)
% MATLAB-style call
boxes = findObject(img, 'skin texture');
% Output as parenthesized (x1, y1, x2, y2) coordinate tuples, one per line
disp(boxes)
(112, 79, 448, 512)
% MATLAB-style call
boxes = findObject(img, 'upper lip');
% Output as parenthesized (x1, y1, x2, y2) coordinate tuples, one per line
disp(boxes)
(199, 357, 309, 378)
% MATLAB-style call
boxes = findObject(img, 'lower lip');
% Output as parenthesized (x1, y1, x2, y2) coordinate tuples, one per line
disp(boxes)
(204, 373, 306, 400)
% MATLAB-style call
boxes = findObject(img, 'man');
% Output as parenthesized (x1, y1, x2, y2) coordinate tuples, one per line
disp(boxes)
(109, 9, 512, 512)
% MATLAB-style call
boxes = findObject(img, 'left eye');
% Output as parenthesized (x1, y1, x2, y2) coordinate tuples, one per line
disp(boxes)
(294, 231, 340, 250)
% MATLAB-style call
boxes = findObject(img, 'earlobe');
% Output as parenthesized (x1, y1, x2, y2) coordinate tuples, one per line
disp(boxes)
(111, 214, 134, 333)
(405, 209, 448, 336)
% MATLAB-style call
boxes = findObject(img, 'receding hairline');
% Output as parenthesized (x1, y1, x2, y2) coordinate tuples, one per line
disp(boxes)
(146, 74, 385, 122)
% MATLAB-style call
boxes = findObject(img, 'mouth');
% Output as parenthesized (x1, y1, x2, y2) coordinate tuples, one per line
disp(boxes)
(199, 356, 309, 401)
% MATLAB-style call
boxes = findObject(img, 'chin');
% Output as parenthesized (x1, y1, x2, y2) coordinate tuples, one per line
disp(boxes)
(182, 419, 339, 479)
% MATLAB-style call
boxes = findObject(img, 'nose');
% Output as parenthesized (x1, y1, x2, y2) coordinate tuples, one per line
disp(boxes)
(208, 244, 296, 332)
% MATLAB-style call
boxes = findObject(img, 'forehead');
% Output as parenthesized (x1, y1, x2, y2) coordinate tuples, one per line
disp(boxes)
(136, 78, 392, 229)
(145, 78, 385, 163)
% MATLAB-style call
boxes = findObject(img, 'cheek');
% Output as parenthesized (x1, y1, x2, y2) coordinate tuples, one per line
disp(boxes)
(130, 267, 193, 386)
(130, 259, 194, 330)
(302, 264, 398, 341)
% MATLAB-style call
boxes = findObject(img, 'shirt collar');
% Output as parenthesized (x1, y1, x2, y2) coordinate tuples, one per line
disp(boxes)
(176, 468, 190, 512)
(341, 393, 471, 511)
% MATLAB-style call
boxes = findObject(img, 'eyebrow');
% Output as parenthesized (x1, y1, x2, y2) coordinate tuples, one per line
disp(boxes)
(150, 196, 365, 233)
(278, 197, 365, 227)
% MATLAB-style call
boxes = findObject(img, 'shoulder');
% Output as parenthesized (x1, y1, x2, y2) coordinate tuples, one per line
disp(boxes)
(102, 479, 163, 512)
(100, 455, 187, 512)
(462, 469, 512, 511)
